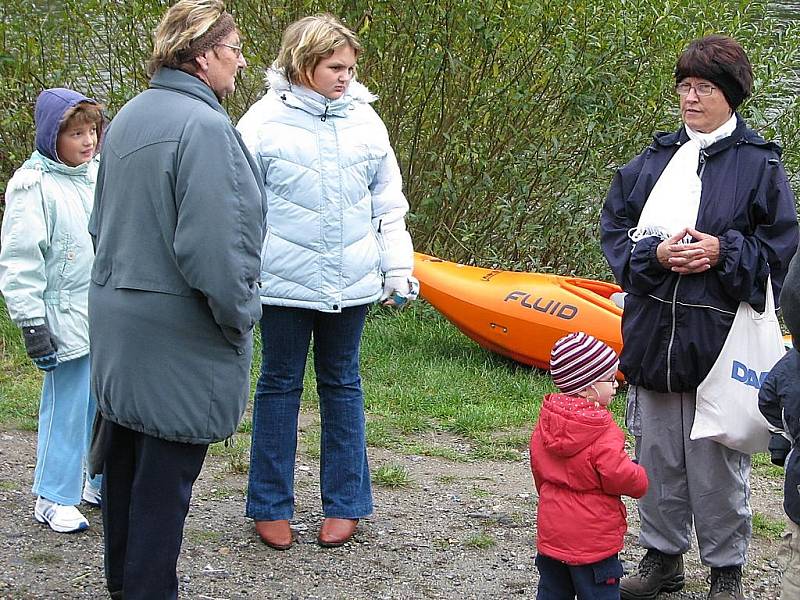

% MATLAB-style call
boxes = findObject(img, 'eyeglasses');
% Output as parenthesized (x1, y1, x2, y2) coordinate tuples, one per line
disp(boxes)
(676, 82, 715, 97)
(217, 42, 243, 58)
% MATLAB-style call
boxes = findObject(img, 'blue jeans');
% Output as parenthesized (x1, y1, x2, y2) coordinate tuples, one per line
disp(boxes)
(536, 553, 623, 599)
(32, 354, 102, 505)
(247, 304, 373, 521)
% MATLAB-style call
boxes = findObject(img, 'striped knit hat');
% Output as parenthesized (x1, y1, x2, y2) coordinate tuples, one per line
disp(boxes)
(549, 332, 619, 395)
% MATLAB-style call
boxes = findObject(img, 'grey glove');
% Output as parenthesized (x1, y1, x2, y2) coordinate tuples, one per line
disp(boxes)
(21, 324, 59, 371)
(769, 433, 791, 467)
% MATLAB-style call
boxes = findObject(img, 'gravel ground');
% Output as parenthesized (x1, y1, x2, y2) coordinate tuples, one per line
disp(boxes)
(0, 425, 787, 599)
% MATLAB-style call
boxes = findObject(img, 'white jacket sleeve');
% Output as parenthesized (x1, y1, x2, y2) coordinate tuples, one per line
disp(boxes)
(0, 170, 49, 326)
(370, 141, 414, 277)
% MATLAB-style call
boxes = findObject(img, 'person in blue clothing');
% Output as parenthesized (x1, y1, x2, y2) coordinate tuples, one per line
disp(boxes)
(759, 249, 800, 600)
(237, 13, 418, 550)
(600, 34, 799, 600)
(0, 88, 104, 533)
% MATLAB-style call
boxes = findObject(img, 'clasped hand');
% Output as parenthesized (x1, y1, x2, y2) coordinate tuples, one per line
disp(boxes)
(656, 227, 720, 274)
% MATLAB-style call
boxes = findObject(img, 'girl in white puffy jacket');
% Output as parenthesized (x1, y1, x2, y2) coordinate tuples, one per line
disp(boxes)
(237, 13, 417, 549)
(0, 89, 104, 533)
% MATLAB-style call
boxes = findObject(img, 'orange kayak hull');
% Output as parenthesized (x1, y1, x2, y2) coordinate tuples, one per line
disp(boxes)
(413, 253, 624, 372)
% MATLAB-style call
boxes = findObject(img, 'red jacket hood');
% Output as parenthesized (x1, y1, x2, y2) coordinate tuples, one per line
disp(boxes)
(537, 393, 612, 458)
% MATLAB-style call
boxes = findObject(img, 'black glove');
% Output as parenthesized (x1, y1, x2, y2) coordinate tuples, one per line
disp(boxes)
(768, 433, 791, 467)
(21, 324, 58, 371)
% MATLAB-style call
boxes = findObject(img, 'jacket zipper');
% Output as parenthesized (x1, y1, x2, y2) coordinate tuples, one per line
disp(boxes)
(665, 146, 708, 392)
(321, 102, 329, 122)
(666, 277, 681, 393)
(698, 149, 708, 178)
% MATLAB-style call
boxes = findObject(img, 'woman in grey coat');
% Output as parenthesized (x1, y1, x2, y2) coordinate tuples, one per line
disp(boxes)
(87, 1, 263, 597)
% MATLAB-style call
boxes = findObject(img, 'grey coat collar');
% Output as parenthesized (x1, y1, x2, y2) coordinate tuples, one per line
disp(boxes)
(149, 67, 228, 118)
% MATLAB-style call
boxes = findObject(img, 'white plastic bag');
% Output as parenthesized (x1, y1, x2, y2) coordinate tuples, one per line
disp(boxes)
(691, 277, 785, 454)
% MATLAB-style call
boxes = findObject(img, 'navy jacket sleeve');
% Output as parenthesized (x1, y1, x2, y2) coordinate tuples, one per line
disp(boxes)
(758, 361, 785, 431)
(715, 154, 798, 308)
(601, 150, 672, 294)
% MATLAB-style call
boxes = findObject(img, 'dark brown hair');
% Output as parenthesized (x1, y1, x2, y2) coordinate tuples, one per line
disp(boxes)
(675, 34, 753, 110)
(60, 101, 105, 143)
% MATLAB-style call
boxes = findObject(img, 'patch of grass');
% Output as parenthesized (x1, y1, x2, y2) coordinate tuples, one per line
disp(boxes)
(404, 442, 469, 462)
(361, 303, 547, 446)
(0, 299, 40, 430)
(752, 452, 786, 479)
(470, 438, 524, 461)
(0, 480, 19, 491)
(372, 464, 412, 487)
(209, 435, 250, 475)
(752, 511, 786, 540)
(186, 528, 223, 543)
(27, 551, 61, 565)
(366, 419, 402, 449)
(463, 532, 496, 550)
(436, 474, 459, 484)
(300, 427, 321, 460)
(471, 486, 491, 498)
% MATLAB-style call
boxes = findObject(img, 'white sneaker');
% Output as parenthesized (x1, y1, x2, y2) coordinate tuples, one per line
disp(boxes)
(82, 481, 101, 507)
(34, 497, 89, 533)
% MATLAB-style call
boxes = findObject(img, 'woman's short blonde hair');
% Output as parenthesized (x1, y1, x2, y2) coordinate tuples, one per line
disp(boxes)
(275, 14, 361, 87)
(147, 0, 234, 77)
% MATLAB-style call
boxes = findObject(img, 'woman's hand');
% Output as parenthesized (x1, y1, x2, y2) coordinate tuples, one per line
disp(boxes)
(657, 227, 720, 274)
(380, 275, 420, 308)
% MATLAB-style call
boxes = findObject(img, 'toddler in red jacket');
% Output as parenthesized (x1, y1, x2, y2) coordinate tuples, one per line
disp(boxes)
(530, 332, 648, 599)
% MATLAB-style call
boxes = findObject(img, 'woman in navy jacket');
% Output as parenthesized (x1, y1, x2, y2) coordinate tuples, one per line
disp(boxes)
(600, 35, 798, 600)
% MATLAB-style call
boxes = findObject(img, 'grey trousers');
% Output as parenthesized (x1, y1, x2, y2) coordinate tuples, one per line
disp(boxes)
(627, 386, 751, 567)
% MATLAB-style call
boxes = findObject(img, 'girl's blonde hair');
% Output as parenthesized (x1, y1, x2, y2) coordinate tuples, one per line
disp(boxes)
(147, 0, 233, 77)
(275, 14, 361, 87)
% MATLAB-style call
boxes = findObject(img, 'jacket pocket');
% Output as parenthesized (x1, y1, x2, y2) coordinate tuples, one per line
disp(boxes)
(370, 219, 387, 274)
(43, 290, 71, 313)
(591, 554, 624, 584)
(91, 263, 111, 286)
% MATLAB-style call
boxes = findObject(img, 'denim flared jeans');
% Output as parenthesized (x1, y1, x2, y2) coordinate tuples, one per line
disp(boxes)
(32, 354, 102, 505)
(247, 304, 373, 521)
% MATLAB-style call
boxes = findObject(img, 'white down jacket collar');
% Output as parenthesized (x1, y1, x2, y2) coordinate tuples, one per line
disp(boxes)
(265, 67, 377, 117)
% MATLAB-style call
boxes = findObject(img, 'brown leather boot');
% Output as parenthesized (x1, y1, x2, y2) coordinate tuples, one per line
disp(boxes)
(708, 566, 744, 600)
(620, 549, 684, 599)
(254, 519, 293, 550)
(317, 518, 358, 547)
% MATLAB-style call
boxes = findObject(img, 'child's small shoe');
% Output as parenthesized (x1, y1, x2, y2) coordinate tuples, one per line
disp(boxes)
(81, 481, 102, 507)
(34, 497, 89, 533)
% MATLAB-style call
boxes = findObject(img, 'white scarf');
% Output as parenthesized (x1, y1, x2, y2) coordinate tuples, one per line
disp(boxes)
(629, 113, 737, 243)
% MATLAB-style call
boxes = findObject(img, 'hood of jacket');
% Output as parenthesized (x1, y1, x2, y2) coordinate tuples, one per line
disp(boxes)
(20, 149, 95, 180)
(265, 66, 377, 118)
(34, 88, 97, 163)
(537, 393, 612, 457)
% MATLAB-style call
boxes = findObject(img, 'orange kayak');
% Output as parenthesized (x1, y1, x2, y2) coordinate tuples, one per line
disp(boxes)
(413, 252, 624, 372)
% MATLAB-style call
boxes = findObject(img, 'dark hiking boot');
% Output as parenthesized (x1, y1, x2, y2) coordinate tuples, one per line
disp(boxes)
(620, 549, 685, 600)
(707, 566, 744, 600)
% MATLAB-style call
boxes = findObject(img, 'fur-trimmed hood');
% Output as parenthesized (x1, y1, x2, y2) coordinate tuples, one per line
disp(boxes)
(265, 66, 377, 117)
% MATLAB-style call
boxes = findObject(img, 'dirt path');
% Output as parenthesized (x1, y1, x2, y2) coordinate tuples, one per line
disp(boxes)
(0, 428, 787, 599)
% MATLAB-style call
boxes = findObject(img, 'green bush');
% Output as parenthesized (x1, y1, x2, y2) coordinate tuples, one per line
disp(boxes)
(2, 0, 799, 277)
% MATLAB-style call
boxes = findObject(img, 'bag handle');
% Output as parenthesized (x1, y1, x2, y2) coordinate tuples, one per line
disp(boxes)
(765, 274, 775, 314)
(753, 274, 775, 319)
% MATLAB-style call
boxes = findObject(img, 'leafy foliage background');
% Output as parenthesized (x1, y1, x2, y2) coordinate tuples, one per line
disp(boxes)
(2, 0, 800, 277)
